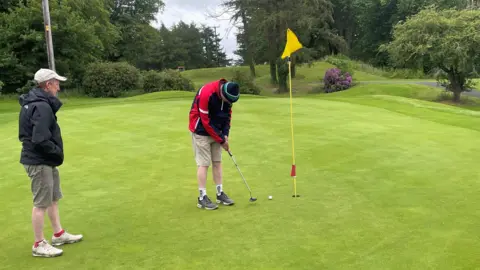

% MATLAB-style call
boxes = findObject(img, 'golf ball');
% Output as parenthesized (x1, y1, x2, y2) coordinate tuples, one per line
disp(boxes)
(268, 195, 272, 200)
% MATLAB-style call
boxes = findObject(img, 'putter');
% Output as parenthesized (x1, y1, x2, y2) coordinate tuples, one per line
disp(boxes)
(228, 150, 257, 202)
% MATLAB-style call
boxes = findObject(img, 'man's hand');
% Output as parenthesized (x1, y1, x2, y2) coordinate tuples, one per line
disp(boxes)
(221, 137, 229, 151)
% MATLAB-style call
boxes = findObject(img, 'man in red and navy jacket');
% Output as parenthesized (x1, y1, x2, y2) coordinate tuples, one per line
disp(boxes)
(189, 78, 240, 210)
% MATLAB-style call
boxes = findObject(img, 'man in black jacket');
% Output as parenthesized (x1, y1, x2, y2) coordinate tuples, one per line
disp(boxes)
(19, 68, 82, 258)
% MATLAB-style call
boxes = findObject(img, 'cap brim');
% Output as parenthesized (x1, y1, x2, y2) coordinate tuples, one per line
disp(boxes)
(55, 75, 67, 81)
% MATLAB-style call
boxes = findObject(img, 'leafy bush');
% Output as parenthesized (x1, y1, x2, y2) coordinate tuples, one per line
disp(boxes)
(163, 69, 195, 91)
(142, 69, 195, 93)
(325, 54, 356, 76)
(142, 71, 164, 93)
(230, 69, 261, 95)
(323, 68, 353, 93)
(325, 54, 428, 79)
(83, 62, 141, 98)
(16, 80, 36, 95)
(0, 80, 3, 93)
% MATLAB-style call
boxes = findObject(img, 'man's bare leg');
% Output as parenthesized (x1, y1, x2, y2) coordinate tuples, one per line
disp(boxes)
(47, 202, 62, 234)
(213, 161, 234, 205)
(213, 161, 223, 194)
(48, 200, 83, 246)
(32, 207, 46, 242)
(197, 165, 218, 209)
(31, 205, 64, 257)
(198, 166, 208, 198)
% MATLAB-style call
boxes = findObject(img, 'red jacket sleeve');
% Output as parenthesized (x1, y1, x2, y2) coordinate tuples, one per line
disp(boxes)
(199, 92, 226, 144)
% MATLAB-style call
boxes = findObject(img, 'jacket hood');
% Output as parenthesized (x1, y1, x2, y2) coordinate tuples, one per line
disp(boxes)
(216, 78, 228, 95)
(19, 88, 63, 113)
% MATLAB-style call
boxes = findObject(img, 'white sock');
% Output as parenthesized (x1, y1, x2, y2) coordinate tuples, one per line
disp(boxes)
(216, 184, 223, 195)
(199, 188, 207, 199)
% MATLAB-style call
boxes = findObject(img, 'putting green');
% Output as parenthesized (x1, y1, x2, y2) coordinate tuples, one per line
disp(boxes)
(1, 92, 480, 269)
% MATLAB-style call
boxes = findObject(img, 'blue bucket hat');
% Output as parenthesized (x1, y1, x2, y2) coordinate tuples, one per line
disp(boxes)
(221, 82, 240, 103)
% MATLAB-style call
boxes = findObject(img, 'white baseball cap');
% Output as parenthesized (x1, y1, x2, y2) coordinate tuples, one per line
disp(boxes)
(34, 68, 67, 83)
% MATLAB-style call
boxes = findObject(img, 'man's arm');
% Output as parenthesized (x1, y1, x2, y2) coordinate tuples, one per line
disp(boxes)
(31, 104, 63, 158)
(198, 93, 226, 144)
(222, 107, 232, 137)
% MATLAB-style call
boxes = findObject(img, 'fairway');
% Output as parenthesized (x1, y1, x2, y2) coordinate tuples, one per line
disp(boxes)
(2, 91, 480, 269)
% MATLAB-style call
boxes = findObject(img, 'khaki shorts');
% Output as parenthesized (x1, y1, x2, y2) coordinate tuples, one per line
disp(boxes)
(192, 133, 222, 166)
(24, 165, 63, 208)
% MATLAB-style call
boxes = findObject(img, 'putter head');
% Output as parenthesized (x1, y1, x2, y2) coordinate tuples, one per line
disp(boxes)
(249, 197, 257, 202)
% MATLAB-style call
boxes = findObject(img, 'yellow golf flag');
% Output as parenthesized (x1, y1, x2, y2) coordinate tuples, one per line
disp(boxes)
(281, 28, 303, 59)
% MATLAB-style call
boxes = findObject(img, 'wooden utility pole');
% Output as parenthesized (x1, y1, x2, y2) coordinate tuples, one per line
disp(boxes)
(42, 0, 56, 71)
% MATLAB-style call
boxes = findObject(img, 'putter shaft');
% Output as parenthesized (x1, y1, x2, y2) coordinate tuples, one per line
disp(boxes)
(228, 150, 254, 197)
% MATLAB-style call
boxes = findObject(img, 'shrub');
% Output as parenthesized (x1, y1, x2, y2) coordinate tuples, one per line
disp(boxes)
(142, 70, 164, 93)
(230, 69, 261, 95)
(142, 69, 195, 93)
(325, 54, 356, 76)
(16, 80, 36, 95)
(323, 68, 353, 93)
(83, 62, 141, 98)
(162, 69, 195, 91)
(326, 54, 428, 79)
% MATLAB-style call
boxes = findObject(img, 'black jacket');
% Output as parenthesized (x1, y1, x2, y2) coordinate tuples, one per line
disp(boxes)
(18, 88, 64, 167)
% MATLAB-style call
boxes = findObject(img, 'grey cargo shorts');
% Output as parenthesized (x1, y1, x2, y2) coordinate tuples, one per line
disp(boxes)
(24, 165, 63, 208)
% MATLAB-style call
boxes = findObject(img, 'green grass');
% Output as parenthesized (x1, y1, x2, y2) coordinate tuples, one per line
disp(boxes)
(324, 55, 431, 80)
(317, 84, 480, 130)
(318, 83, 442, 100)
(181, 60, 434, 95)
(3, 87, 480, 269)
(473, 79, 480, 89)
(182, 61, 392, 96)
(318, 83, 480, 110)
(181, 62, 337, 91)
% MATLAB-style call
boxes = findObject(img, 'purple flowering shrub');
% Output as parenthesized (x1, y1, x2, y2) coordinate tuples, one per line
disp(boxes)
(323, 68, 353, 93)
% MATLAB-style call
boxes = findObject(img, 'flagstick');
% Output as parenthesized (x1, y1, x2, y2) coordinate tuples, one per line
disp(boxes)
(288, 57, 299, 198)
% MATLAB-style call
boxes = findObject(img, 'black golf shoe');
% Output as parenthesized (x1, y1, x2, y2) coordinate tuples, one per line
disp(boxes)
(216, 192, 235, 206)
(197, 195, 218, 210)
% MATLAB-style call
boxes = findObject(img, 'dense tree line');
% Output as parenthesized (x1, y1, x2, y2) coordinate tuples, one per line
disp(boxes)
(0, 0, 229, 94)
(0, 0, 479, 99)
(226, 0, 479, 95)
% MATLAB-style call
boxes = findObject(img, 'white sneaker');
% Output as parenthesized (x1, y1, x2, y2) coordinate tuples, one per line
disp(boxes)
(51, 230, 83, 246)
(32, 239, 63, 257)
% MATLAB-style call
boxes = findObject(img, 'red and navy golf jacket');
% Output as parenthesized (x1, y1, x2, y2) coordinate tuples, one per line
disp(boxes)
(189, 79, 232, 144)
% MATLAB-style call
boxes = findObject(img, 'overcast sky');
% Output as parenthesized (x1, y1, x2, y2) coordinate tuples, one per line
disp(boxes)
(151, 0, 239, 60)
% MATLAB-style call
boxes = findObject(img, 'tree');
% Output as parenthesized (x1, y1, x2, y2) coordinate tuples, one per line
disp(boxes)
(349, 0, 399, 66)
(467, 0, 480, 8)
(0, 0, 25, 13)
(0, 0, 120, 92)
(329, 0, 357, 51)
(221, 0, 257, 77)
(170, 22, 205, 70)
(109, 0, 165, 24)
(248, 0, 339, 92)
(107, 0, 165, 69)
(115, 22, 162, 69)
(381, 7, 480, 102)
(201, 25, 229, 68)
(341, 0, 467, 66)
